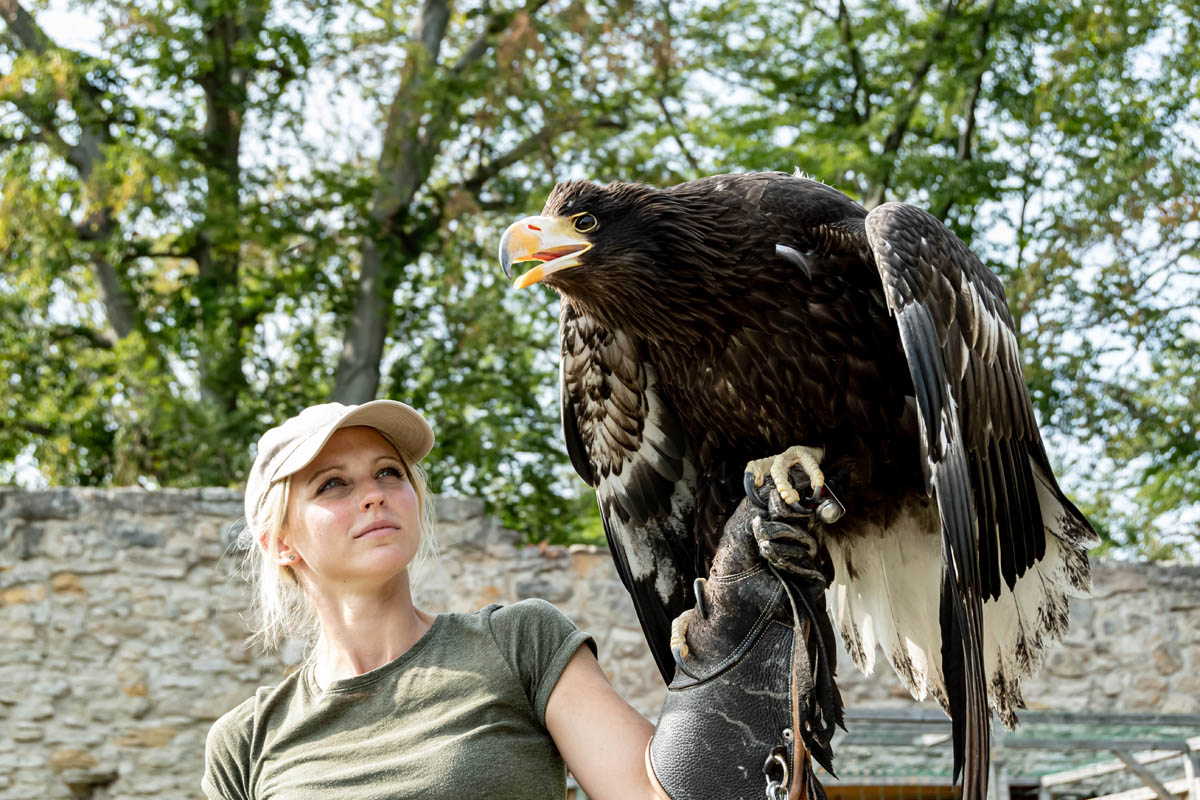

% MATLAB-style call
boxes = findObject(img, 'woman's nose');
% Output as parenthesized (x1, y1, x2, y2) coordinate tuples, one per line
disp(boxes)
(360, 481, 387, 509)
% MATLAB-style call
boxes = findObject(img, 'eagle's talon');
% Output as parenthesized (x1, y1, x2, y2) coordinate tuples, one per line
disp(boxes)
(670, 609, 701, 680)
(693, 577, 709, 619)
(748, 445, 826, 516)
(744, 471, 769, 510)
(672, 646, 700, 680)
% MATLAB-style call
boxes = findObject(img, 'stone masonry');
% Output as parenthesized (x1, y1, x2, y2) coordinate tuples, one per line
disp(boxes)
(0, 488, 1197, 799)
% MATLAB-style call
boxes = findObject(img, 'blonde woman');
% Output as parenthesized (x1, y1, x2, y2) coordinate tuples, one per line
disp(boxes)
(203, 401, 827, 800)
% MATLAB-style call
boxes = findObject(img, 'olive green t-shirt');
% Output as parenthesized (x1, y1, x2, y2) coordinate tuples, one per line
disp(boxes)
(202, 599, 595, 800)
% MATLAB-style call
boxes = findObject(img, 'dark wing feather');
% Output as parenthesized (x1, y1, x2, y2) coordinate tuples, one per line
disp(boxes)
(866, 202, 1052, 799)
(559, 300, 696, 682)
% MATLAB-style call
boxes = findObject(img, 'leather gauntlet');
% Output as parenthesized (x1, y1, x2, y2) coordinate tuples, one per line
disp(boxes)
(646, 493, 843, 800)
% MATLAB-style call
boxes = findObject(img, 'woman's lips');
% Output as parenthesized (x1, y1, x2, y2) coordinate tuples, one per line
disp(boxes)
(354, 523, 398, 539)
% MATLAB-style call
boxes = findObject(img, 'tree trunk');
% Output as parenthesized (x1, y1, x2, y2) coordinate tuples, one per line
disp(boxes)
(191, 1, 267, 412)
(333, 0, 557, 404)
(334, 0, 452, 404)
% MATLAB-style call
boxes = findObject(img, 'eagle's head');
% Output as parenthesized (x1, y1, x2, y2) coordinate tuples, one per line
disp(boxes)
(499, 179, 731, 297)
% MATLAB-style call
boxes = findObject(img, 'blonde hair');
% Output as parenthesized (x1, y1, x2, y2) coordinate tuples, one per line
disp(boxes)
(242, 456, 439, 658)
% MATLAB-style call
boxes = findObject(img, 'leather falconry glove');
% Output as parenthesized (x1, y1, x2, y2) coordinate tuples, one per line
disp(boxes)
(646, 468, 845, 800)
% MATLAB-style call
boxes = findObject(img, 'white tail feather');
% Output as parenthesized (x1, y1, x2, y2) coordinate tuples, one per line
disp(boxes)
(827, 459, 1096, 725)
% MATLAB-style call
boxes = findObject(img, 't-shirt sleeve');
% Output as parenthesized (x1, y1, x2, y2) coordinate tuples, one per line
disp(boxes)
(487, 598, 597, 726)
(201, 701, 254, 800)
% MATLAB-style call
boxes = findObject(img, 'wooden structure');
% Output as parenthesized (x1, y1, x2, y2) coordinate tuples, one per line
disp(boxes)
(821, 709, 1200, 800)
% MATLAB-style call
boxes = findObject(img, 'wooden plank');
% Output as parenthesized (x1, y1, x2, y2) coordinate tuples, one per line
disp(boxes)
(843, 710, 1200, 728)
(1112, 749, 1177, 800)
(822, 776, 957, 786)
(1040, 751, 1184, 787)
(1183, 751, 1198, 800)
(1086, 778, 1188, 800)
(823, 784, 960, 800)
(840, 734, 1192, 753)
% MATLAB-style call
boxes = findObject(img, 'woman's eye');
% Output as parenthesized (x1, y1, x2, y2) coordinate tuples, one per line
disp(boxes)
(317, 477, 344, 494)
(573, 213, 598, 232)
(378, 467, 405, 480)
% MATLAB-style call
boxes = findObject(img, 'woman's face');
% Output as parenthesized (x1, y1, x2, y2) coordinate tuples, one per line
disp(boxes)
(281, 426, 421, 590)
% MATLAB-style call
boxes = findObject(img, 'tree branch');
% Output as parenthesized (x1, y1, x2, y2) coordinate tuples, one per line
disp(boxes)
(656, 95, 700, 174)
(651, 0, 700, 175)
(336, 0, 564, 403)
(835, 0, 871, 123)
(86, 253, 136, 340)
(461, 116, 576, 198)
(2, 0, 145, 350)
(50, 323, 116, 349)
(1, 0, 110, 178)
(930, 0, 999, 220)
(0, 131, 45, 152)
(957, 0, 999, 162)
(0, 0, 53, 54)
(335, 0, 456, 404)
(864, 0, 961, 208)
(19, 420, 54, 437)
(452, 0, 554, 74)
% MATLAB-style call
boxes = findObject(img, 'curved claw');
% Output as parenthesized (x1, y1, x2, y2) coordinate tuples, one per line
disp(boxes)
(672, 646, 701, 681)
(693, 577, 708, 620)
(744, 471, 768, 510)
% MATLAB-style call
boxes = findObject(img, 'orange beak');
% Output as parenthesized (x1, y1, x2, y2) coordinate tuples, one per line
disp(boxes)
(499, 216, 592, 288)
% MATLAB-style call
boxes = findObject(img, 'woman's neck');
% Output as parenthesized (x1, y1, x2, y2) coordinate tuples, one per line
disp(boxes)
(309, 575, 435, 689)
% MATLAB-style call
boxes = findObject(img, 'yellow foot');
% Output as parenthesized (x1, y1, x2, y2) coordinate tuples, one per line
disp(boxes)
(745, 445, 825, 506)
(670, 609, 693, 661)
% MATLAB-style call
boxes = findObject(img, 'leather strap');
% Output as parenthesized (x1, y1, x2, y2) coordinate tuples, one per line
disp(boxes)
(790, 618, 813, 800)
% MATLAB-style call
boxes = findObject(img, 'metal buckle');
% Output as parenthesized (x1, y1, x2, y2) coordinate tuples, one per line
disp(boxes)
(763, 750, 789, 800)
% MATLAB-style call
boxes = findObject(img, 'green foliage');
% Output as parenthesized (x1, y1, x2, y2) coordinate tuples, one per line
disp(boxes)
(0, 0, 680, 542)
(658, 0, 1200, 559)
(2, 0, 1197, 556)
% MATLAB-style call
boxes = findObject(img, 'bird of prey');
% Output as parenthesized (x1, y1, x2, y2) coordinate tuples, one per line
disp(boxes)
(498, 171, 1097, 799)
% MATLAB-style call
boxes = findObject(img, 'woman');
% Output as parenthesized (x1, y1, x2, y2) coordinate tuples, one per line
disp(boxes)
(202, 400, 658, 800)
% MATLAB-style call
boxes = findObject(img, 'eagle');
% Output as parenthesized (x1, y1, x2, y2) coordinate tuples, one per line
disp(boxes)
(498, 171, 1097, 799)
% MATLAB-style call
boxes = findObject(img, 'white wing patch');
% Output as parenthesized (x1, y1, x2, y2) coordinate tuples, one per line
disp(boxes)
(827, 456, 1096, 726)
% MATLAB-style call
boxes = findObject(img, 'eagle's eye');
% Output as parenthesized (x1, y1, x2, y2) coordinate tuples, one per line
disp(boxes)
(571, 213, 598, 233)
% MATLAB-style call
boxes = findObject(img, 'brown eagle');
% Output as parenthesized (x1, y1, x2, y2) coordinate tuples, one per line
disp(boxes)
(498, 171, 1096, 799)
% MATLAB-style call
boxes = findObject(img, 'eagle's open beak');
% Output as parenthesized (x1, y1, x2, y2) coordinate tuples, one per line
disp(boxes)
(499, 216, 592, 289)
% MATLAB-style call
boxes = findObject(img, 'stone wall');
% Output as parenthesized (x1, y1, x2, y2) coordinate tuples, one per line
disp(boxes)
(1, 488, 1197, 799)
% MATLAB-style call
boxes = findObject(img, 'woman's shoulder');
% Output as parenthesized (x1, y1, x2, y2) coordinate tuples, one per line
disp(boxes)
(476, 599, 593, 666)
(480, 597, 573, 629)
(432, 598, 573, 639)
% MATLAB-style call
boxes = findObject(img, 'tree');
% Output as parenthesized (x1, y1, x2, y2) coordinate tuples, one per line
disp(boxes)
(3, 0, 1198, 557)
(656, 0, 1200, 558)
(0, 0, 683, 540)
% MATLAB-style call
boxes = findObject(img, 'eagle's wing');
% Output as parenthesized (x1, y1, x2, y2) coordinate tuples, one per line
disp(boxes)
(559, 300, 698, 682)
(862, 203, 1098, 798)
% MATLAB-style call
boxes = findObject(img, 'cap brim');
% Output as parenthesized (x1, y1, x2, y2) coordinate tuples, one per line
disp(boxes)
(272, 400, 435, 483)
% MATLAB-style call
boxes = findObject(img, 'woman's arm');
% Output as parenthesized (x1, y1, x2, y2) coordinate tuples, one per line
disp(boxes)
(544, 644, 661, 800)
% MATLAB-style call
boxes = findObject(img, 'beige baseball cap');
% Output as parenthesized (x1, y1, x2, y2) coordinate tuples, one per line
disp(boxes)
(244, 400, 435, 533)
